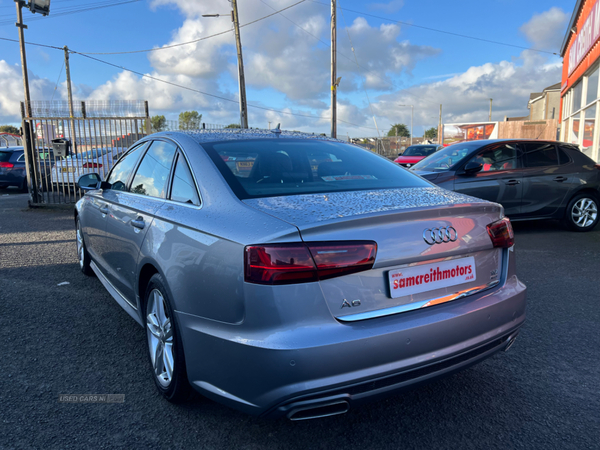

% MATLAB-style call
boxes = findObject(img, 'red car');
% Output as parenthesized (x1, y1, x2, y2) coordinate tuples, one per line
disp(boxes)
(394, 144, 443, 167)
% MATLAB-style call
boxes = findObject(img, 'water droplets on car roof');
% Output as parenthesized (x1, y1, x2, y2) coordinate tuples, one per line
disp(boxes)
(158, 128, 344, 145)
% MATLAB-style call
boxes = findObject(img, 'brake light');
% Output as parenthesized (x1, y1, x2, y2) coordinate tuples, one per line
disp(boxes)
(82, 162, 102, 169)
(595, 164, 600, 170)
(245, 241, 377, 285)
(0, 162, 14, 168)
(487, 217, 514, 248)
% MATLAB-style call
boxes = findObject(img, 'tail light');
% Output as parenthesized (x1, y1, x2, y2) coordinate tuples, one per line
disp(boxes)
(245, 241, 377, 285)
(0, 162, 14, 168)
(82, 162, 102, 169)
(487, 217, 514, 248)
(595, 164, 600, 170)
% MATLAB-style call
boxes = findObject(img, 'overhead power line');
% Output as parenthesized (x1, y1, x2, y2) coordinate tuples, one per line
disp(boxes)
(308, 0, 559, 56)
(76, 0, 307, 55)
(0, 0, 141, 26)
(69, 50, 378, 130)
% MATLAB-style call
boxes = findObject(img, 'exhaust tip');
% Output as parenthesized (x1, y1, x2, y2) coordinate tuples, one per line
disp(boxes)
(504, 332, 519, 352)
(287, 400, 349, 421)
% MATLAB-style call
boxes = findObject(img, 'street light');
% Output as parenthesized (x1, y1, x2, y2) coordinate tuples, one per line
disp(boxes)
(28, 0, 51, 15)
(398, 104, 414, 146)
(202, 0, 248, 129)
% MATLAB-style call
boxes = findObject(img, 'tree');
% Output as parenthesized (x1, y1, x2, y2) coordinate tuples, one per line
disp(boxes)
(178, 111, 202, 130)
(424, 127, 438, 140)
(151, 115, 167, 132)
(0, 125, 20, 135)
(387, 123, 410, 138)
(225, 123, 240, 128)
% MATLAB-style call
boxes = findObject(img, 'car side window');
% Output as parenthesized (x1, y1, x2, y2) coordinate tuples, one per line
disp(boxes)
(470, 144, 518, 172)
(170, 154, 200, 206)
(107, 141, 150, 191)
(557, 146, 572, 165)
(130, 141, 177, 198)
(522, 143, 559, 168)
(17, 153, 25, 162)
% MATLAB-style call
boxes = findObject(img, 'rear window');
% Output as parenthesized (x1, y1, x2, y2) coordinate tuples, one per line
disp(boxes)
(0, 151, 12, 162)
(403, 146, 438, 156)
(202, 139, 429, 199)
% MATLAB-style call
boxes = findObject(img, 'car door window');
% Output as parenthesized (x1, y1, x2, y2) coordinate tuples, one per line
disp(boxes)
(170, 154, 200, 206)
(107, 141, 150, 191)
(130, 141, 177, 198)
(17, 153, 25, 162)
(470, 144, 518, 172)
(522, 143, 559, 168)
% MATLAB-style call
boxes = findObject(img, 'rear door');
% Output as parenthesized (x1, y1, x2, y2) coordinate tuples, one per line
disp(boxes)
(518, 142, 573, 218)
(102, 140, 178, 303)
(453, 143, 522, 216)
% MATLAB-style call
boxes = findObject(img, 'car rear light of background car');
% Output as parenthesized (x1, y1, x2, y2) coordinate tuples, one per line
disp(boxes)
(82, 162, 102, 169)
(0, 162, 14, 168)
(595, 164, 600, 170)
(487, 217, 514, 248)
(245, 241, 377, 285)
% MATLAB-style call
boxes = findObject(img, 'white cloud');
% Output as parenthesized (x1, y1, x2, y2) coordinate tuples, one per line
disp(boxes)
(520, 7, 569, 52)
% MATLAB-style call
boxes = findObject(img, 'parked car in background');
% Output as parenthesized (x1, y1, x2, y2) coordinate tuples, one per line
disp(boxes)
(394, 144, 443, 167)
(75, 130, 525, 419)
(0, 147, 26, 191)
(51, 147, 122, 190)
(412, 139, 600, 231)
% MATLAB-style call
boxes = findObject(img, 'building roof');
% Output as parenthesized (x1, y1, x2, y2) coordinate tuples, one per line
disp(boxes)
(544, 82, 561, 91)
(560, 0, 584, 57)
(529, 93, 543, 101)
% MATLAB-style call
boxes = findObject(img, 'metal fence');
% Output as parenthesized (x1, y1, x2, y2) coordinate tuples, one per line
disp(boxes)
(21, 100, 150, 206)
(351, 137, 432, 159)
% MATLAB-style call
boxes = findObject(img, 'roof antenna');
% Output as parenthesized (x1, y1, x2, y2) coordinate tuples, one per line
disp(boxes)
(271, 123, 281, 135)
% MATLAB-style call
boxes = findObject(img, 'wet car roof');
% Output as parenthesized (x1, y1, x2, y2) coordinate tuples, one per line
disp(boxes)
(153, 129, 344, 145)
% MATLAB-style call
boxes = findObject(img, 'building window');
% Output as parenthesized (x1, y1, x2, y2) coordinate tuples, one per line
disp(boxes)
(583, 104, 596, 158)
(586, 66, 599, 107)
(570, 113, 581, 145)
(573, 81, 583, 112)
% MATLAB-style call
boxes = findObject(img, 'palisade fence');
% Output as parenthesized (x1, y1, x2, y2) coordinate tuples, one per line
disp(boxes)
(20, 101, 226, 206)
(352, 137, 409, 159)
(21, 100, 150, 206)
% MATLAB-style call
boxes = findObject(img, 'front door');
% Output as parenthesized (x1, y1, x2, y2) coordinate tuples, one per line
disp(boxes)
(101, 140, 178, 305)
(454, 143, 523, 217)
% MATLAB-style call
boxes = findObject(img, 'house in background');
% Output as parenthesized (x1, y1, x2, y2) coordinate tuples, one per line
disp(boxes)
(528, 83, 561, 121)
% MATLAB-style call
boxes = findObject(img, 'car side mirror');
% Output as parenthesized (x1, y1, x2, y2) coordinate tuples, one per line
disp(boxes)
(77, 173, 102, 191)
(462, 161, 483, 175)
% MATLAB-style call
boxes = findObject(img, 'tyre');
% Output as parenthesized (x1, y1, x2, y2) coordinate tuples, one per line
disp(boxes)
(144, 273, 192, 402)
(564, 193, 599, 232)
(76, 218, 94, 276)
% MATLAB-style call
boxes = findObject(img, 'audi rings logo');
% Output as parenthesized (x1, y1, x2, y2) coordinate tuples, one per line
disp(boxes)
(423, 226, 458, 245)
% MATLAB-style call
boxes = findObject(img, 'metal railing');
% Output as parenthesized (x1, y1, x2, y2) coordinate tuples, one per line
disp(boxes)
(21, 100, 150, 206)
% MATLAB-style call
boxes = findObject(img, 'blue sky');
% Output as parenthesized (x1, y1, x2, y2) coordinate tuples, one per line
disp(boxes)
(0, 0, 576, 136)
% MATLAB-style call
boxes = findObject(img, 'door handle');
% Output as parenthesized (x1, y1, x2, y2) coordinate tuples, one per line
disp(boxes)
(505, 180, 521, 186)
(131, 217, 145, 230)
(553, 176, 567, 182)
(99, 206, 109, 215)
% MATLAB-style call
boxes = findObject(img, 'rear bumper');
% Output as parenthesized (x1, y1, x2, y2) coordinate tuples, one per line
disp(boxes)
(176, 274, 526, 418)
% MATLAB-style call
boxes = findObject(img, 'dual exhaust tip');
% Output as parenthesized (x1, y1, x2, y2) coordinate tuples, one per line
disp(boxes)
(287, 332, 519, 421)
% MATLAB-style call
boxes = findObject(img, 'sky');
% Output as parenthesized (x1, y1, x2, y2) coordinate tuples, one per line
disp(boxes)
(0, 0, 576, 137)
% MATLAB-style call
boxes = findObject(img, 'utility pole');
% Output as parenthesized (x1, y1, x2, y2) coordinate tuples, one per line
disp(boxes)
(438, 104, 443, 145)
(489, 98, 493, 121)
(399, 104, 413, 146)
(268, 121, 271, 130)
(231, 0, 248, 129)
(63, 46, 74, 118)
(15, 1, 31, 118)
(331, 0, 337, 138)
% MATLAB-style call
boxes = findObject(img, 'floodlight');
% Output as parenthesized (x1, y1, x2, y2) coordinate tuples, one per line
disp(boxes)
(28, 0, 51, 16)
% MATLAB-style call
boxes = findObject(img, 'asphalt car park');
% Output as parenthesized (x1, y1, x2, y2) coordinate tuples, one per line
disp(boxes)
(1, 192, 598, 449)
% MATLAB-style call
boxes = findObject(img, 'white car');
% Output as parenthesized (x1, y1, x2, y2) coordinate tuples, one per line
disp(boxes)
(51, 147, 125, 189)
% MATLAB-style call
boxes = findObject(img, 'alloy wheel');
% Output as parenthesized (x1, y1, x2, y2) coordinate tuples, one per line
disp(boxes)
(146, 289, 174, 388)
(571, 198, 598, 228)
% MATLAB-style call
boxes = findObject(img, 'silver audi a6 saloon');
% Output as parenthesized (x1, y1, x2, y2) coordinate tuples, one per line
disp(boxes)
(75, 129, 526, 420)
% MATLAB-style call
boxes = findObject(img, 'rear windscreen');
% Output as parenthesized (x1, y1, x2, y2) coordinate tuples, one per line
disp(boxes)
(0, 151, 12, 162)
(202, 139, 429, 199)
